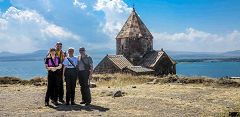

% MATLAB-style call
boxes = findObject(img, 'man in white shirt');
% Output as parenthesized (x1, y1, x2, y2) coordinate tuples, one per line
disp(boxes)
(63, 47, 78, 105)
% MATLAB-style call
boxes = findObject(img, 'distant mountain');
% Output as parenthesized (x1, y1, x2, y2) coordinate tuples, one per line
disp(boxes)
(0, 50, 48, 61)
(0, 49, 239, 62)
(165, 50, 219, 59)
(0, 51, 19, 57)
(166, 50, 240, 59)
(222, 50, 240, 57)
(0, 49, 113, 62)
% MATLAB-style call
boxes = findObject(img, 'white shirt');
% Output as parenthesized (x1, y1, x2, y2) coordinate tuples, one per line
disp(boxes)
(63, 56, 78, 68)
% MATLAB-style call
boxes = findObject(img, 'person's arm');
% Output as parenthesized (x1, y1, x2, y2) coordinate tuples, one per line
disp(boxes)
(63, 65, 66, 81)
(55, 64, 62, 70)
(45, 64, 51, 70)
(89, 57, 93, 80)
(62, 58, 67, 80)
(45, 58, 53, 71)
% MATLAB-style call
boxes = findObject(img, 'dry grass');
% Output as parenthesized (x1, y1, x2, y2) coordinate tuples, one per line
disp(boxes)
(93, 73, 154, 87)
(1, 82, 239, 116)
(0, 77, 22, 84)
(1, 74, 240, 116)
(92, 73, 240, 88)
(1, 74, 240, 88)
(0, 76, 47, 86)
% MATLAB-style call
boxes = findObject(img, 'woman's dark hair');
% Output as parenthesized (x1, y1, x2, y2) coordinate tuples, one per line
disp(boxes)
(49, 48, 56, 52)
(47, 48, 56, 57)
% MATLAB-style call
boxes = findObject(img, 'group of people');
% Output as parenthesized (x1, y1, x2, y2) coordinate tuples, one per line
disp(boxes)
(44, 42, 93, 106)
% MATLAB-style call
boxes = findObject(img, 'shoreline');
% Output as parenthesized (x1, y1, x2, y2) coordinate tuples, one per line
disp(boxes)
(1, 74, 240, 88)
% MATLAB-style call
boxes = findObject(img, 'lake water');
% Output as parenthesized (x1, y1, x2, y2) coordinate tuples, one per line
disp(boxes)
(0, 60, 239, 80)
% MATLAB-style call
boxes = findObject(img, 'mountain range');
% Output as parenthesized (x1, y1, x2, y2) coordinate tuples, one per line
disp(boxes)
(0, 50, 239, 62)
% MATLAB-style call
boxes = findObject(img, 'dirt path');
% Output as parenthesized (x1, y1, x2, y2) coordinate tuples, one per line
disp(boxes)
(0, 84, 239, 117)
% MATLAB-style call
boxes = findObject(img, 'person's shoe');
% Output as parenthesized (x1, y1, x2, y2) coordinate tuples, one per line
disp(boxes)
(71, 102, 76, 105)
(45, 101, 49, 106)
(59, 100, 65, 104)
(85, 103, 90, 106)
(80, 101, 86, 104)
(66, 102, 70, 105)
(51, 100, 54, 104)
(52, 101, 58, 106)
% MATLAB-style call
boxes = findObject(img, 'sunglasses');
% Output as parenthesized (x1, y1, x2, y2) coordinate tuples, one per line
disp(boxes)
(79, 50, 85, 51)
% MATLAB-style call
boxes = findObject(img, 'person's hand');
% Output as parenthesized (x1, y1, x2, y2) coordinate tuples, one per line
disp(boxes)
(89, 74, 93, 80)
(51, 67, 57, 72)
(47, 67, 53, 71)
(63, 75, 65, 82)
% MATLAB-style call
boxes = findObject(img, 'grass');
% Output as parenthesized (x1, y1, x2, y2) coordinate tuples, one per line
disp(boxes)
(93, 73, 154, 87)
(1, 74, 240, 88)
(1, 74, 240, 116)
(0, 76, 47, 86)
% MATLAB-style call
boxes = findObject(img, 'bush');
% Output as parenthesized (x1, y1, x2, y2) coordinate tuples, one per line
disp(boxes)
(0, 77, 22, 84)
(216, 78, 240, 87)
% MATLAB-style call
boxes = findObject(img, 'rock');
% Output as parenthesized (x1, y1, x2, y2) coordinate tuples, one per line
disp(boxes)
(100, 91, 113, 97)
(146, 79, 159, 84)
(132, 86, 136, 88)
(106, 91, 113, 96)
(33, 83, 42, 86)
(146, 82, 154, 84)
(112, 90, 123, 98)
(152, 79, 159, 84)
(90, 82, 97, 88)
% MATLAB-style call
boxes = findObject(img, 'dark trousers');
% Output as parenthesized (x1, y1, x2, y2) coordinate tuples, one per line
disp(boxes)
(56, 69, 64, 101)
(78, 70, 91, 103)
(45, 71, 58, 102)
(64, 68, 77, 103)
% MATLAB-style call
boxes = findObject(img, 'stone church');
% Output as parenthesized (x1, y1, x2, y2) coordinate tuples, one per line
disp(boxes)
(94, 8, 176, 76)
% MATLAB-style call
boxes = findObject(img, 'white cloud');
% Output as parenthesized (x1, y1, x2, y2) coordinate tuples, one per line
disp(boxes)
(73, 0, 87, 10)
(0, 7, 80, 53)
(153, 28, 240, 52)
(11, 0, 53, 12)
(94, 0, 131, 38)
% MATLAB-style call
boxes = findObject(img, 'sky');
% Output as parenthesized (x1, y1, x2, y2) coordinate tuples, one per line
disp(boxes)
(0, 0, 239, 53)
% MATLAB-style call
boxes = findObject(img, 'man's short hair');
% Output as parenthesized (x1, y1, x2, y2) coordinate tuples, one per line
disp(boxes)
(68, 47, 75, 50)
(56, 42, 62, 45)
(79, 47, 85, 51)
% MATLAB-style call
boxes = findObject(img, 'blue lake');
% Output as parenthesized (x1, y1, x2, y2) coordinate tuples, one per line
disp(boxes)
(0, 60, 239, 79)
(177, 62, 240, 78)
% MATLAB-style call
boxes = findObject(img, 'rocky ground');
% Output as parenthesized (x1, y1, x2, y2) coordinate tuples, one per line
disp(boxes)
(0, 82, 240, 117)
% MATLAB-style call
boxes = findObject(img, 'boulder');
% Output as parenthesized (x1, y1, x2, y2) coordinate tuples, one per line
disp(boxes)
(90, 82, 97, 88)
(112, 90, 123, 98)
